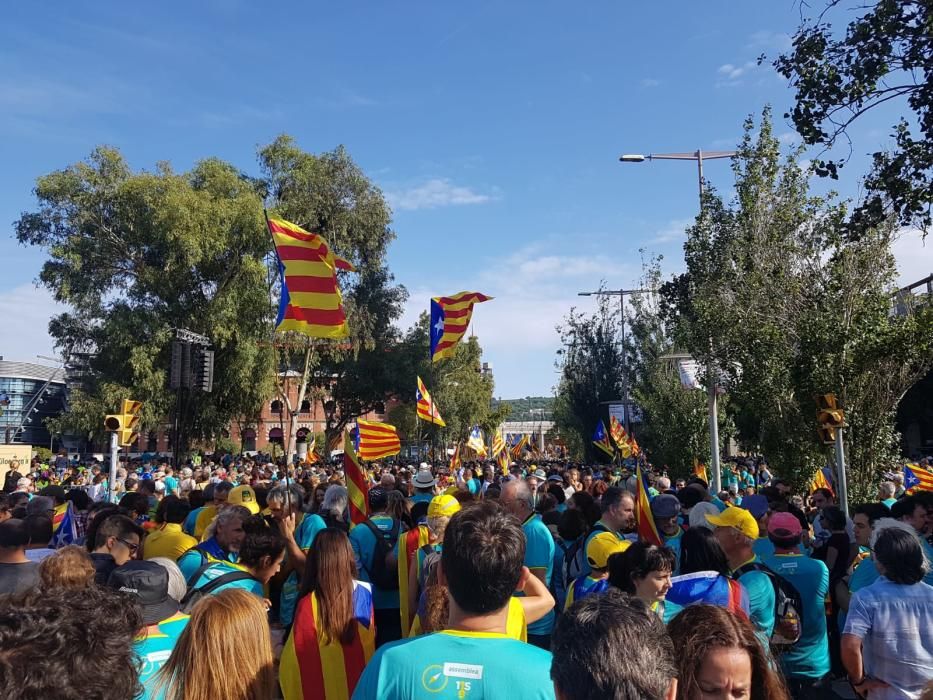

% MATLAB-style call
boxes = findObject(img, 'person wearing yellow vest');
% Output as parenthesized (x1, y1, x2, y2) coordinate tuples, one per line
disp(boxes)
(143, 498, 198, 562)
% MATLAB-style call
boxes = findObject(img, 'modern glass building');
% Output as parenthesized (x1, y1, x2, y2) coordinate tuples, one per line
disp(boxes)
(0, 360, 67, 447)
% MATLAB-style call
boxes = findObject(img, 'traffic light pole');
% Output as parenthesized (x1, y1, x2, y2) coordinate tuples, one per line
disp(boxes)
(107, 431, 119, 503)
(834, 428, 849, 518)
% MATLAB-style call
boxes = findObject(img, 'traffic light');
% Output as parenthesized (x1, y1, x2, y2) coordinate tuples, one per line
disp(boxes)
(104, 400, 144, 447)
(815, 393, 845, 445)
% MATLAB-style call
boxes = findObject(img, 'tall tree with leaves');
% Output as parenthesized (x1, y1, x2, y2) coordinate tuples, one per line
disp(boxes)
(774, 0, 933, 234)
(257, 136, 408, 455)
(553, 292, 626, 462)
(662, 108, 933, 498)
(16, 149, 275, 449)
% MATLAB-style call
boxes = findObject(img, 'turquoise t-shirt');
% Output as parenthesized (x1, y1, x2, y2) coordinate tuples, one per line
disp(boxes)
(411, 492, 434, 505)
(351, 629, 554, 699)
(850, 555, 880, 594)
(762, 552, 830, 679)
(279, 512, 326, 625)
(734, 556, 776, 651)
(663, 528, 684, 575)
(521, 513, 555, 636)
(348, 514, 403, 610)
(162, 475, 179, 496)
(881, 498, 897, 509)
(182, 507, 203, 537)
(191, 561, 263, 597)
(176, 539, 238, 583)
(134, 613, 190, 700)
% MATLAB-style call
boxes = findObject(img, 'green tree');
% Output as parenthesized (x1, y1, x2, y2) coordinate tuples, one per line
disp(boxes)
(17, 148, 275, 450)
(256, 135, 408, 456)
(774, 1, 933, 233)
(553, 292, 625, 462)
(662, 108, 933, 498)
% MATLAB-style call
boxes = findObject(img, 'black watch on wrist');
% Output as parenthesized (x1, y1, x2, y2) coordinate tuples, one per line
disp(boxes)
(848, 675, 866, 687)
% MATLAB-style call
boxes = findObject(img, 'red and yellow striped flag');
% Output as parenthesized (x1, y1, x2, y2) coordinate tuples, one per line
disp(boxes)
(497, 448, 510, 476)
(356, 420, 401, 461)
(279, 584, 376, 699)
(344, 432, 369, 526)
(491, 432, 505, 457)
(430, 291, 492, 362)
(398, 524, 431, 638)
(416, 376, 445, 427)
(450, 443, 462, 471)
(268, 216, 355, 339)
(693, 458, 707, 481)
(636, 463, 663, 546)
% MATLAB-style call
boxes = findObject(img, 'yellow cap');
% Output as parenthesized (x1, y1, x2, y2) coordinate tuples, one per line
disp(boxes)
(428, 494, 461, 518)
(706, 506, 759, 539)
(586, 531, 629, 569)
(227, 485, 260, 515)
(444, 485, 459, 496)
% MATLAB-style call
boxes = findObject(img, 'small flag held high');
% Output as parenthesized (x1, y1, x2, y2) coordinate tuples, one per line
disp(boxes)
(416, 377, 446, 427)
(592, 420, 614, 457)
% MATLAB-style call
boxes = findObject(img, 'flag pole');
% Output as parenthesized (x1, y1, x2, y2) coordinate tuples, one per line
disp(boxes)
(264, 209, 292, 514)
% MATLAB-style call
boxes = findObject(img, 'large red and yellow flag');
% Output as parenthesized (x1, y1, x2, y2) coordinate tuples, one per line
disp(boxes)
(398, 524, 431, 637)
(904, 463, 933, 494)
(356, 420, 401, 461)
(416, 376, 445, 427)
(279, 584, 376, 700)
(491, 432, 505, 457)
(430, 291, 492, 362)
(609, 416, 627, 447)
(344, 432, 369, 526)
(636, 463, 663, 546)
(268, 216, 355, 339)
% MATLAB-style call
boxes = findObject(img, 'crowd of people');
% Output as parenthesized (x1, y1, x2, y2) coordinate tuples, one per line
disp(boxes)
(0, 452, 931, 699)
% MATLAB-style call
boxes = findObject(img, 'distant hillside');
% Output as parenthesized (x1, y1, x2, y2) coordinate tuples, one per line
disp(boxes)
(492, 396, 554, 422)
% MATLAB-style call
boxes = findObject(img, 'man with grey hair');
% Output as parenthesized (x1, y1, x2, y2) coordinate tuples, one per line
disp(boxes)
(878, 481, 897, 509)
(500, 478, 556, 649)
(176, 504, 250, 583)
(268, 481, 326, 626)
(656, 476, 671, 492)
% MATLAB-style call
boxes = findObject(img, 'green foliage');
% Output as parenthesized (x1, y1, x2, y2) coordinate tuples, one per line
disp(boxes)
(491, 396, 553, 422)
(661, 108, 933, 499)
(553, 292, 625, 462)
(774, 1, 933, 233)
(213, 436, 239, 456)
(16, 147, 275, 448)
(33, 447, 53, 463)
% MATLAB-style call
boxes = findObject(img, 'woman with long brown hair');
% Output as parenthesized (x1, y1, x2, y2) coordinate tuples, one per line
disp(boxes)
(153, 588, 275, 700)
(668, 604, 789, 700)
(279, 528, 376, 700)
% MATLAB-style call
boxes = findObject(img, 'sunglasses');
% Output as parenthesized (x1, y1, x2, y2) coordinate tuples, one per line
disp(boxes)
(117, 538, 140, 554)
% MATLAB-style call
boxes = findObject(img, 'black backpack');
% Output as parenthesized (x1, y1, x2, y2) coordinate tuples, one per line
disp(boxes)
(735, 561, 803, 649)
(180, 569, 255, 613)
(361, 518, 402, 590)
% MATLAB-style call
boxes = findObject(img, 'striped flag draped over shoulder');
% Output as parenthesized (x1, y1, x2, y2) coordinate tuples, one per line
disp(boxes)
(267, 216, 355, 339)
(430, 292, 491, 362)
(636, 463, 663, 546)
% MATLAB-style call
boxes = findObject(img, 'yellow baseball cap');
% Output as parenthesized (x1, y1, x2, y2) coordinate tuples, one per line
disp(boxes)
(706, 506, 759, 539)
(227, 485, 260, 515)
(586, 531, 629, 569)
(428, 494, 461, 518)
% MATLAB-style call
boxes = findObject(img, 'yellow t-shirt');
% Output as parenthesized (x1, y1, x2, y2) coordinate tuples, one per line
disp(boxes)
(194, 505, 218, 540)
(143, 523, 199, 562)
(408, 596, 527, 642)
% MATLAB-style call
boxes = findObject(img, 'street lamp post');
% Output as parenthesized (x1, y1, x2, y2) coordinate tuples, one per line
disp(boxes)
(577, 288, 651, 432)
(620, 149, 736, 493)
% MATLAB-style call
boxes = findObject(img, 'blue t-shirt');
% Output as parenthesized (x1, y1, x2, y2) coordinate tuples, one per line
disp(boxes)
(521, 513, 555, 636)
(176, 538, 238, 583)
(134, 613, 190, 700)
(279, 512, 326, 626)
(762, 552, 830, 679)
(734, 556, 776, 652)
(191, 561, 263, 597)
(410, 492, 434, 505)
(182, 507, 203, 537)
(352, 629, 554, 700)
(348, 514, 403, 610)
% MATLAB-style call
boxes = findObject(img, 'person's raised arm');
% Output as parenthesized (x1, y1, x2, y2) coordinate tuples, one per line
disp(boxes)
(515, 565, 555, 624)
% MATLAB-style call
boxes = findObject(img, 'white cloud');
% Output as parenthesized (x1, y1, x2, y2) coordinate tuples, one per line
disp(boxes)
(648, 218, 693, 244)
(0, 284, 65, 362)
(747, 30, 792, 52)
(640, 78, 661, 88)
(717, 61, 757, 81)
(386, 178, 495, 211)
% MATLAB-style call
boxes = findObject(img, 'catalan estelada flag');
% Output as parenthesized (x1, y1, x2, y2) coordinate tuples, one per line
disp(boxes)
(344, 432, 369, 526)
(592, 420, 614, 458)
(497, 448, 510, 475)
(467, 426, 487, 457)
(627, 434, 641, 458)
(904, 463, 933, 494)
(267, 215, 355, 339)
(279, 581, 376, 700)
(491, 432, 505, 457)
(50, 502, 77, 548)
(430, 291, 492, 362)
(636, 463, 663, 546)
(510, 434, 529, 459)
(415, 376, 445, 427)
(397, 524, 431, 638)
(355, 420, 401, 461)
(450, 443, 462, 471)
(810, 467, 835, 496)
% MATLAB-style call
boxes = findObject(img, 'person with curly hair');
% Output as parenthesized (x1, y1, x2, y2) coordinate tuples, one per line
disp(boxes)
(0, 585, 143, 699)
(668, 604, 789, 700)
(37, 544, 95, 590)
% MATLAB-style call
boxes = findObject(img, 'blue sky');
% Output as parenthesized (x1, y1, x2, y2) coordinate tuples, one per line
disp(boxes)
(2, 1, 929, 397)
